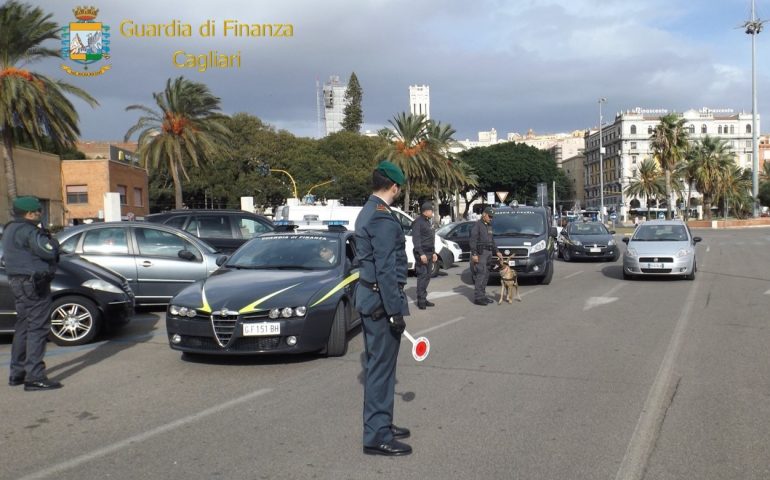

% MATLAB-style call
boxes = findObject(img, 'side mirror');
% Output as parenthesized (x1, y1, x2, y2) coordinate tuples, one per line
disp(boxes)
(549, 226, 558, 238)
(609, 230, 616, 235)
(215, 255, 228, 266)
(692, 237, 702, 243)
(622, 237, 629, 244)
(178, 249, 196, 261)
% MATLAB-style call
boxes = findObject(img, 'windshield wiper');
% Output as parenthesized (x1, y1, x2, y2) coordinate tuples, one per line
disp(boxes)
(496, 232, 538, 237)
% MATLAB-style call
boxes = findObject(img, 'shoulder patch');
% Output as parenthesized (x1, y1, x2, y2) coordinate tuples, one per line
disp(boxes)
(376, 205, 390, 212)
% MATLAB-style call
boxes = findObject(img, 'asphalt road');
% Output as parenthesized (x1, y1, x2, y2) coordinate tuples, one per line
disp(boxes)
(2, 227, 770, 480)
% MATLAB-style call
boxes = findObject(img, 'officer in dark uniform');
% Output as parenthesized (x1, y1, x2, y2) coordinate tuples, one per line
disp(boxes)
(3, 196, 62, 391)
(469, 206, 501, 306)
(410, 201, 437, 310)
(354, 160, 412, 457)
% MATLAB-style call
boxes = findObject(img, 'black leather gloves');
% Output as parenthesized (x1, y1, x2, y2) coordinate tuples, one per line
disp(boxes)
(389, 315, 406, 335)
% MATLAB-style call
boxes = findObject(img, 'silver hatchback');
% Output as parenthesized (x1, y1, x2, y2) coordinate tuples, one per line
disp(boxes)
(57, 222, 226, 305)
(622, 220, 702, 280)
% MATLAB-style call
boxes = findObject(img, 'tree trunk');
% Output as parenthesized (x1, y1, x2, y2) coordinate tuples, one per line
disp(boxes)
(171, 161, 184, 209)
(703, 196, 712, 220)
(433, 187, 440, 227)
(2, 129, 18, 208)
(665, 169, 673, 219)
(403, 181, 411, 214)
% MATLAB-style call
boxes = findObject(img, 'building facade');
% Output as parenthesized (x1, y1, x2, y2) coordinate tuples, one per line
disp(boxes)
(560, 154, 586, 211)
(409, 85, 430, 119)
(584, 107, 760, 221)
(0, 147, 65, 226)
(322, 75, 348, 136)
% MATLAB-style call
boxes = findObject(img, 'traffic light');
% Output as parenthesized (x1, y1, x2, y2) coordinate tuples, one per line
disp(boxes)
(257, 163, 270, 177)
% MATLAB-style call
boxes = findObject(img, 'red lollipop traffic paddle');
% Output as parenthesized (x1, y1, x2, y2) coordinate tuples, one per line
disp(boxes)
(402, 329, 430, 362)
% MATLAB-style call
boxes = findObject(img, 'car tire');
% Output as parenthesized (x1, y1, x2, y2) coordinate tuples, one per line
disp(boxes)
(538, 261, 554, 285)
(610, 252, 620, 262)
(685, 261, 696, 280)
(623, 269, 633, 280)
(324, 301, 349, 357)
(562, 248, 571, 262)
(49, 296, 102, 346)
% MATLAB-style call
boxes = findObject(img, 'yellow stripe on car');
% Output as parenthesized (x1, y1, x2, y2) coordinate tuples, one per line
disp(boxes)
(239, 283, 302, 314)
(310, 271, 359, 307)
(199, 287, 212, 313)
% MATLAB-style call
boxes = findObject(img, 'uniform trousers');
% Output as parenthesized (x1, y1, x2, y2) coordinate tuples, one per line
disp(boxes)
(361, 312, 401, 446)
(9, 277, 52, 382)
(471, 251, 492, 302)
(414, 257, 433, 304)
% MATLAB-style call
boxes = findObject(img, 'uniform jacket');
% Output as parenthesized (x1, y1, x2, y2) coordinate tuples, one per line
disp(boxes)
(410, 214, 435, 256)
(2, 219, 59, 276)
(469, 219, 498, 257)
(354, 195, 408, 317)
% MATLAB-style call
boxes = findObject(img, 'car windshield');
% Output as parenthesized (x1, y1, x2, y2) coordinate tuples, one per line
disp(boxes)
(569, 223, 608, 236)
(436, 224, 454, 236)
(226, 234, 340, 269)
(632, 224, 689, 242)
(492, 212, 546, 236)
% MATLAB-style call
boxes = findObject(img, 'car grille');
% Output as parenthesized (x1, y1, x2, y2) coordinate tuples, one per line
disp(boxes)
(211, 312, 239, 347)
(639, 257, 674, 263)
(176, 335, 282, 352)
(499, 247, 529, 258)
(641, 268, 673, 273)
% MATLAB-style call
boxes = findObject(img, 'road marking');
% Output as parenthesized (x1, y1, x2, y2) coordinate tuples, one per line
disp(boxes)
(583, 283, 625, 311)
(765, 290, 770, 295)
(18, 388, 274, 480)
(564, 271, 584, 280)
(415, 316, 465, 336)
(426, 290, 460, 300)
(614, 278, 699, 480)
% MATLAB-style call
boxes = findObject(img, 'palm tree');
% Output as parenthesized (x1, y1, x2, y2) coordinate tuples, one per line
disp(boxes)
(624, 158, 665, 219)
(690, 135, 735, 220)
(676, 154, 699, 220)
(650, 113, 689, 219)
(759, 161, 770, 184)
(377, 112, 430, 210)
(125, 77, 232, 209)
(0, 1, 98, 204)
(424, 120, 477, 222)
(718, 164, 752, 219)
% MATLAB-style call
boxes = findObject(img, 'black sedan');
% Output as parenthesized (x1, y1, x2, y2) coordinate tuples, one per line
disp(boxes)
(0, 253, 134, 346)
(166, 225, 360, 357)
(558, 221, 619, 262)
(437, 221, 474, 261)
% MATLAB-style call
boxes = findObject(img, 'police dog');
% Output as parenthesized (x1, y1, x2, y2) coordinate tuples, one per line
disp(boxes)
(498, 256, 521, 304)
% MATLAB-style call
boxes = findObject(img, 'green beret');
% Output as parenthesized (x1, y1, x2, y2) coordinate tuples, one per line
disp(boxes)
(13, 196, 42, 213)
(376, 161, 405, 186)
(483, 206, 495, 216)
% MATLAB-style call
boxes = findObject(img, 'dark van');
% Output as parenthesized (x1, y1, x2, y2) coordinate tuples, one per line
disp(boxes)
(492, 205, 557, 284)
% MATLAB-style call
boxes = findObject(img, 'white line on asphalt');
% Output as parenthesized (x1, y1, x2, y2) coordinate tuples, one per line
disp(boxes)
(765, 289, 770, 295)
(18, 388, 274, 480)
(583, 283, 625, 311)
(563, 271, 584, 280)
(415, 316, 465, 336)
(614, 277, 699, 480)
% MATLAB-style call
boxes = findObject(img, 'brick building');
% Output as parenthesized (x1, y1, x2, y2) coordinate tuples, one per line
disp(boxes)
(0, 147, 65, 225)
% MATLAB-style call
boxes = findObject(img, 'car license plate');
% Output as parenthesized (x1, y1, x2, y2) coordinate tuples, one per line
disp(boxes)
(647, 263, 664, 269)
(589, 247, 601, 253)
(243, 322, 280, 336)
(508, 260, 516, 267)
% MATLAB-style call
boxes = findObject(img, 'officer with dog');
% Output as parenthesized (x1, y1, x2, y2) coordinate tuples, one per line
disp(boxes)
(3, 196, 62, 391)
(469, 206, 501, 306)
(410, 201, 437, 310)
(354, 160, 412, 456)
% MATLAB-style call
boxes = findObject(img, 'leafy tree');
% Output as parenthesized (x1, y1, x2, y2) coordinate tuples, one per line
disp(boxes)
(0, 0, 97, 204)
(624, 158, 665, 219)
(716, 164, 752, 219)
(758, 181, 770, 208)
(689, 135, 735, 220)
(377, 112, 430, 209)
(341, 72, 363, 133)
(650, 113, 689, 219)
(125, 76, 232, 209)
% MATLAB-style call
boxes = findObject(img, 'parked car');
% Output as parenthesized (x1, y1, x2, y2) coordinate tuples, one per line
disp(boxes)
(622, 219, 701, 280)
(558, 221, 619, 262)
(0, 249, 134, 346)
(492, 205, 558, 284)
(166, 224, 360, 357)
(145, 209, 274, 254)
(437, 221, 474, 261)
(56, 222, 226, 306)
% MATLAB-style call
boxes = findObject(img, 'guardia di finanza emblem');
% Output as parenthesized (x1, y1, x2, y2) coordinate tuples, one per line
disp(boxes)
(60, 6, 111, 77)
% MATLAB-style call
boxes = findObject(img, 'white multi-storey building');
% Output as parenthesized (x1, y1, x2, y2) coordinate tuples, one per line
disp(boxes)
(322, 76, 348, 136)
(409, 85, 430, 119)
(584, 107, 760, 221)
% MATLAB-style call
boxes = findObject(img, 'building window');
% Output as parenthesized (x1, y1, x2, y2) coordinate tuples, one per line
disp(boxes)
(718, 125, 723, 134)
(133, 187, 143, 207)
(630, 125, 637, 135)
(648, 126, 653, 134)
(117, 185, 127, 205)
(66, 185, 88, 204)
(730, 125, 735, 134)
(688, 124, 695, 134)
(632, 155, 638, 164)
(630, 142, 637, 150)
(746, 124, 752, 134)
(747, 140, 752, 148)
(701, 124, 707, 134)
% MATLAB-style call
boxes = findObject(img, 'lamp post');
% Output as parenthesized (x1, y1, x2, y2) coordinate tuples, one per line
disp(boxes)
(598, 97, 607, 223)
(744, 0, 764, 217)
(269, 169, 299, 199)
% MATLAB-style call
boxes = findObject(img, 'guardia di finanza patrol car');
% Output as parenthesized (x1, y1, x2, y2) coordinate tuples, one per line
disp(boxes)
(166, 224, 359, 356)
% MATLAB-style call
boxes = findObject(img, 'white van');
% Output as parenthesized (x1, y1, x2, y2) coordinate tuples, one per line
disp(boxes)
(274, 202, 461, 274)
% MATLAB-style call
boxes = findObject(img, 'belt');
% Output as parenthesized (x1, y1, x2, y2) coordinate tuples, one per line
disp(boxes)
(359, 279, 404, 293)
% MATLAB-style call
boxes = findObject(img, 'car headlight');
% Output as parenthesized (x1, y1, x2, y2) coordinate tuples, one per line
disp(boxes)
(169, 305, 180, 316)
(625, 247, 638, 258)
(440, 238, 449, 247)
(269, 308, 280, 319)
(608, 239, 616, 246)
(81, 278, 123, 294)
(294, 306, 307, 316)
(530, 240, 546, 253)
(169, 305, 197, 317)
(449, 241, 460, 251)
(281, 307, 293, 318)
(571, 239, 582, 246)
(676, 248, 691, 258)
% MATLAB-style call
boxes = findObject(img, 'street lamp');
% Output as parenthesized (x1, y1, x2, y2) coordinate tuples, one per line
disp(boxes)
(270, 169, 299, 199)
(744, 0, 765, 217)
(598, 97, 607, 223)
(306, 178, 335, 197)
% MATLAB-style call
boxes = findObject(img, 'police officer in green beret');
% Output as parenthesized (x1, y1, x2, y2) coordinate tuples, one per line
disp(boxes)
(3, 196, 62, 391)
(354, 161, 412, 456)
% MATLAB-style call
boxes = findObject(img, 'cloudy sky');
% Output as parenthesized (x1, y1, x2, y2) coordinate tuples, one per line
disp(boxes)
(27, 0, 770, 141)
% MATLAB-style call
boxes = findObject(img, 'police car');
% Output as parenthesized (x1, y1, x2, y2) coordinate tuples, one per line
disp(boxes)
(165, 221, 360, 357)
